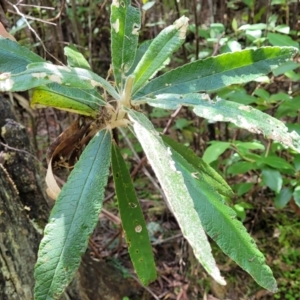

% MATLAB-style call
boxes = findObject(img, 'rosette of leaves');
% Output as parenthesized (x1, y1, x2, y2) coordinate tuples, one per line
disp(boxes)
(0, 1, 298, 299)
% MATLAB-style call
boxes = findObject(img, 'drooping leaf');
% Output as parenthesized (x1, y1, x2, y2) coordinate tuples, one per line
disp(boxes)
(132, 15, 189, 94)
(293, 186, 300, 207)
(203, 141, 231, 164)
(168, 145, 278, 292)
(227, 161, 257, 176)
(274, 187, 292, 209)
(128, 109, 226, 286)
(0, 62, 119, 100)
(267, 32, 299, 49)
(0, 36, 45, 74)
(140, 93, 300, 153)
(261, 168, 283, 193)
(133, 47, 297, 99)
(64, 45, 91, 69)
(257, 155, 294, 171)
(162, 135, 233, 198)
(34, 129, 112, 300)
(111, 143, 156, 285)
(110, 0, 141, 89)
(31, 83, 104, 117)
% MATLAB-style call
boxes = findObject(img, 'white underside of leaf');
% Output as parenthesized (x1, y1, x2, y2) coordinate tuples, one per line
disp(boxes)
(128, 109, 226, 285)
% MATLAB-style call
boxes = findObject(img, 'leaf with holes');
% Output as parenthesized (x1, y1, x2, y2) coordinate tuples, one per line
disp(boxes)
(133, 46, 297, 99)
(132, 15, 189, 95)
(0, 62, 119, 100)
(128, 109, 226, 286)
(111, 143, 156, 285)
(110, 0, 141, 90)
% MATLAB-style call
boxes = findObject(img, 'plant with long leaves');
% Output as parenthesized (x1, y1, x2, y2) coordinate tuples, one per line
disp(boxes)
(0, 1, 298, 299)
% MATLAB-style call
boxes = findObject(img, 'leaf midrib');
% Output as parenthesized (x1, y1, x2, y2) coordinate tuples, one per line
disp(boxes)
(45, 130, 107, 298)
(135, 49, 289, 97)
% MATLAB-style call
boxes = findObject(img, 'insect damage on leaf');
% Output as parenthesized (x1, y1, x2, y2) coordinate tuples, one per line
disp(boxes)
(174, 16, 189, 39)
(112, 19, 120, 33)
(132, 23, 140, 35)
(32, 72, 47, 78)
(112, 0, 120, 7)
(32, 72, 62, 84)
(0, 72, 13, 90)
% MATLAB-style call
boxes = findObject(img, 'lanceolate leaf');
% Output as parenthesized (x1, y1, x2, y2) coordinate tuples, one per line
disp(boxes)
(34, 129, 111, 300)
(162, 135, 233, 198)
(64, 45, 91, 70)
(0, 62, 120, 100)
(111, 0, 141, 90)
(32, 83, 104, 117)
(0, 37, 45, 74)
(132, 16, 189, 95)
(127, 40, 152, 75)
(133, 47, 297, 99)
(141, 93, 300, 153)
(128, 109, 226, 286)
(111, 143, 156, 285)
(169, 147, 278, 292)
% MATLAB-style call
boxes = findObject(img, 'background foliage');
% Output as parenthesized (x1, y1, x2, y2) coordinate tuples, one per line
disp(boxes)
(5, 0, 300, 299)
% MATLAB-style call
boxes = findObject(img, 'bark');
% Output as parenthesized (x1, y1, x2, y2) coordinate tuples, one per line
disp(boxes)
(0, 97, 141, 300)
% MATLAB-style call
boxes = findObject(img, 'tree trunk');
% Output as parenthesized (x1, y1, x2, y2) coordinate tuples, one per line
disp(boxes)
(0, 97, 141, 300)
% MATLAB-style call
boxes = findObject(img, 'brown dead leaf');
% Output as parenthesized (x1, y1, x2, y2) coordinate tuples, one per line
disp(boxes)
(45, 116, 97, 200)
(0, 21, 16, 41)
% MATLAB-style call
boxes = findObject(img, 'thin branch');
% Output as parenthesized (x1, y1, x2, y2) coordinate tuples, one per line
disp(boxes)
(130, 275, 160, 300)
(7, 1, 63, 64)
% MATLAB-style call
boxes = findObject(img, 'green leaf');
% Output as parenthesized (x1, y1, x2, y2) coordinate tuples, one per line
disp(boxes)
(274, 187, 292, 209)
(168, 145, 277, 292)
(132, 16, 189, 95)
(272, 61, 299, 76)
(162, 135, 233, 198)
(293, 186, 300, 207)
(111, 143, 156, 285)
(227, 161, 257, 176)
(31, 83, 104, 117)
(261, 168, 282, 193)
(203, 141, 231, 164)
(293, 154, 300, 171)
(234, 141, 265, 151)
(267, 32, 299, 49)
(234, 182, 254, 196)
(110, 0, 141, 89)
(0, 37, 45, 74)
(34, 129, 111, 300)
(0, 62, 120, 100)
(128, 109, 226, 285)
(141, 93, 300, 153)
(257, 155, 294, 171)
(64, 45, 91, 69)
(127, 40, 152, 75)
(133, 47, 297, 99)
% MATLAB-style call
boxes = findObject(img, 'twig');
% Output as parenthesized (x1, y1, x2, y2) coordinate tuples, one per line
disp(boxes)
(163, 106, 182, 135)
(7, 1, 63, 64)
(7, 9, 57, 25)
(118, 127, 163, 193)
(130, 274, 160, 300)
(152, 233, 183, 245)
(211, 32, 225, 56)
(0, 141, 40, 162)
